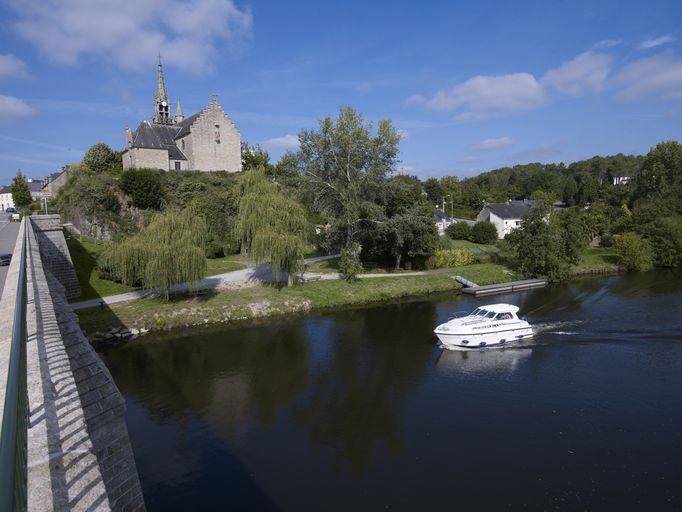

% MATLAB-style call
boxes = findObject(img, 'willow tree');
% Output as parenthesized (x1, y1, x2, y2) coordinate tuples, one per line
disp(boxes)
(234, 169, 307, 286)
(99, 208, 207, 300)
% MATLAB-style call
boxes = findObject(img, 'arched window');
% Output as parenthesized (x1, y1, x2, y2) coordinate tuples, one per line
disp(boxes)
(214, 124, 220, 143)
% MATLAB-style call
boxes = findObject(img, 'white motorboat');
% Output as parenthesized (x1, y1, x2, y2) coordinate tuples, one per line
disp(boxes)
(434, 303, 533, 348)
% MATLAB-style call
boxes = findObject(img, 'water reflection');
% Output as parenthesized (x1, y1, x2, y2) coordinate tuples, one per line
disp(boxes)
(435, 346, 532, 375)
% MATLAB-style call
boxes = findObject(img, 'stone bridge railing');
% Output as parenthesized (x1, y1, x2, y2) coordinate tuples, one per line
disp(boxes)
(0, 217, 145, 511)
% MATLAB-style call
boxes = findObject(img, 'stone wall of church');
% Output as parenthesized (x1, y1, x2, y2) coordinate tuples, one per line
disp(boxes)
(125, 147, 169, 171)
(185, 104, 241, 172)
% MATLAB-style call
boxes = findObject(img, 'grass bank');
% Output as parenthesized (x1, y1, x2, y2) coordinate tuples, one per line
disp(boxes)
(572, 247, 620, 275)
(77, 263, 518, 337)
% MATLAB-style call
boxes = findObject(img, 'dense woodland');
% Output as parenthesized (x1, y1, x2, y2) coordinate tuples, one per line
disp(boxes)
(48, 107, 682, 294)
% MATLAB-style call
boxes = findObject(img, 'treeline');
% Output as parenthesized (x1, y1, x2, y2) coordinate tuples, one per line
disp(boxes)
(55, 108, 681, 297)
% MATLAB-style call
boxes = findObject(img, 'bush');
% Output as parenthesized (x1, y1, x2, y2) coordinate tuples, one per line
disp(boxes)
(614, 232, 653, 271)
(120, 169, 164, 209)
(472, 221, 498, 244)
(205, 239, 225, 259)
(446, 221, 472, 241)
(434, 249, 475, 268)
(338, 244, 363, 280)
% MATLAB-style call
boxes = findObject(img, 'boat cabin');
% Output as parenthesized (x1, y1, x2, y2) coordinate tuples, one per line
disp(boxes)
(469, 304, 520, 321)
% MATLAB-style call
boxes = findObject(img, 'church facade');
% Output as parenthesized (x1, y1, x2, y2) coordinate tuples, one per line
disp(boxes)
(122, 60, 242, 173)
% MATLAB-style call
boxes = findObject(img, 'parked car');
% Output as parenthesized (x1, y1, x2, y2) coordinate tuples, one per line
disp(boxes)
(0, 253, 11, 266)
(5, 207, 16, 213)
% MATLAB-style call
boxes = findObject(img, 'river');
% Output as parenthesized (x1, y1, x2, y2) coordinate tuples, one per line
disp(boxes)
(99, 270, 682, 510)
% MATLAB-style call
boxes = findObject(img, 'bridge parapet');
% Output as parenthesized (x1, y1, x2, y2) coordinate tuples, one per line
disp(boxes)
(1, 218, 145, 511)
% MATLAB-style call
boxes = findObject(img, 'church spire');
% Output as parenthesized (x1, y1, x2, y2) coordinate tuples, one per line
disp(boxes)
(153, 54, 172, 125)
(175, 98, 184, 123)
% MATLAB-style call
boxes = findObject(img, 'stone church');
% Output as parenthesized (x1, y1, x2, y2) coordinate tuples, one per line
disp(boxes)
(122, 60, 241, 172)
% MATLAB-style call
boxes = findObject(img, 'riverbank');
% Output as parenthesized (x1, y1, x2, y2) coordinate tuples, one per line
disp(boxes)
(77, 263, 520, 341)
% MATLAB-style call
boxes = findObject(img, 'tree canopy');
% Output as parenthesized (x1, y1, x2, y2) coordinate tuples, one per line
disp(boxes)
(83, 142, 118, 173)
(290, 107, 401, 249)
(10, 170, 31, 208)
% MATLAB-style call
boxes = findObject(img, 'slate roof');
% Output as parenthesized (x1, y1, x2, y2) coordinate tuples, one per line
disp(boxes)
(129, 121, 187, 160)
(0, 186, 11, 194)
(174, 112, 202, 139)
(484, 200, 539, 219)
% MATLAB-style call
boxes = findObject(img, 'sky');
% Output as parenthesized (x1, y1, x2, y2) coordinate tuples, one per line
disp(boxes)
(0, 0, 681, 184)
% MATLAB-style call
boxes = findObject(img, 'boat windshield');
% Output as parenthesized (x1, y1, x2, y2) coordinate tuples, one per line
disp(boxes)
(484, 311, 496, 318)
(471, 308, 483, 316)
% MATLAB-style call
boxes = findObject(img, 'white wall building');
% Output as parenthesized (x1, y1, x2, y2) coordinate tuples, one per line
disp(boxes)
(476, 200, 538, 239)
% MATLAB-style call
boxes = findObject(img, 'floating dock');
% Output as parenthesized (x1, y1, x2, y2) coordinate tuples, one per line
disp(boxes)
(455, 276, 547, 297)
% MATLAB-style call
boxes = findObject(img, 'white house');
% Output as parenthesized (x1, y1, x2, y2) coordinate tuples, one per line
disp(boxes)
(0, 178, 47, 211)
(476, 200, 538, 239)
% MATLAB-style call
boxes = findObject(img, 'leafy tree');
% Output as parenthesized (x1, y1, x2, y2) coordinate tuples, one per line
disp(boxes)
(530, 189, 557, 204)
(635, 140, 682, 201)
(557, 207, 591, 265)
(507, 203, 567, 282)
(10, 170, 31, 208)
(639, 216, 682, 268)
(338, 243, 363, 280)
(614, 232, 652, 271)
(292, 107, 400, 250)
(471, 221, 498, 244)
(241, 142, 273, 172)
(99, 209, 207, 301)
(120, 168, 164, 209)
(446, 221, 472, 241)
(383, 204, 438, 269)
(83, 142, 118, 173)
(423, 178, 444, 206)
(234, 169, 307, 285)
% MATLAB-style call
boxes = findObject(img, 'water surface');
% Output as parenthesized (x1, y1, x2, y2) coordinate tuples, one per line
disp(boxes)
(99, 271, 682, 510)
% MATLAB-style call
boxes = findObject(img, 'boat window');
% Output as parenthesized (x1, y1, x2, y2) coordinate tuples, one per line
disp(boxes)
(485, 311, 496, 318)
(496, 313, 512, 320)
(471, 308, 482, 316)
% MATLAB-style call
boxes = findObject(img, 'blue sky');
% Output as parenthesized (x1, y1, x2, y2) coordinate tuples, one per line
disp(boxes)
(0, 0, 681, 183)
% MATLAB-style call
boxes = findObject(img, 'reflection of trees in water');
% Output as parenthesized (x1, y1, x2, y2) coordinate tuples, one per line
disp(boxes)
(294, 301, 436, 472)
(101, 321, 310, 433)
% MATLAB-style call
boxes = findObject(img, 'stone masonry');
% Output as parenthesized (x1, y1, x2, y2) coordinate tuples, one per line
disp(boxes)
(30, 215, 81, 299)
(0, 219, 145, 510)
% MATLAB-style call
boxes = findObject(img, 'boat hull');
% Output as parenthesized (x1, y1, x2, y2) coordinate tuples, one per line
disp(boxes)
(435, 327, 534, 348)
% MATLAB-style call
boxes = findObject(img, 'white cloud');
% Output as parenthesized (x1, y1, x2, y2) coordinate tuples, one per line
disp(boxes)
(404, 94, 426, 106)
(424, 73, 547, 119)
(6, 0, 252, 73)
(469, 136, 512, 151)
(592, 39, 622, 49)
(0, 54, 29, 80)
(459, 156, 479, 163)
(542, 52, 612, 96)
(615, 53, 682, 100)
(261, 134, 299, 152)
(638, 35, 676, 50)
(0, 95, 35, 121)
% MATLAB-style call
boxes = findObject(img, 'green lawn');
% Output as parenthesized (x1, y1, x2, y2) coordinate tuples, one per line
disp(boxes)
(206, 256, 246, 275)
(449, 239, 499, 253)
(66, 236, 136, 302)
(573, 247, 620, 274)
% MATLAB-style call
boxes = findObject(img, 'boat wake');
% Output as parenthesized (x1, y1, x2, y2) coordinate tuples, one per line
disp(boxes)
(532, 320, 584, 336)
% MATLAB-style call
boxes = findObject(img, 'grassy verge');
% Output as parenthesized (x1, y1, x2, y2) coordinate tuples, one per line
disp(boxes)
(67, 236, 136, 302)
(449, 240, 499, 253)
(572, 247, 620, 275)
(206, 257, 246, 275)
(77, 262, 516, 335)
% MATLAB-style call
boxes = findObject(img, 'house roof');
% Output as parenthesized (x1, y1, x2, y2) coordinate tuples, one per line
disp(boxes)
(0, 186, 11, 194)
(484, 200, 539, 219)
(433, 209, 450, 222)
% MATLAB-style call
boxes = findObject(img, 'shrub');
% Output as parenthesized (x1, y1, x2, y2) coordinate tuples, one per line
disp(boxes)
(472, 221, 498, 244)
(434, 249, 475, 268)
(338, 243, 363, 280)
(446, 221, 472, 241)
(120, 169, 164, 209)
(205, 239, 225, 259)
(614, 232, 653, 271)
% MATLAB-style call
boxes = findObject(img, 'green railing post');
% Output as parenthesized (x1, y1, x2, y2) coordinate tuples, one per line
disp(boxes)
(0, 225, 28, 511)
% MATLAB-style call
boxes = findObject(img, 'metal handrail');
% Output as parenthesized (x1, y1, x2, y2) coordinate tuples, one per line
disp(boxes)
(0, 225, 28, 511)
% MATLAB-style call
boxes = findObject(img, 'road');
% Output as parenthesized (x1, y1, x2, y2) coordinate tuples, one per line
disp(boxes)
(0, 220, 20, 298)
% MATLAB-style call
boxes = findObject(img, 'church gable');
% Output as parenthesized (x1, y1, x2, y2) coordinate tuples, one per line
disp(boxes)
(122, 60, 241, 173)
